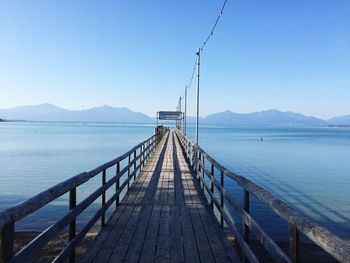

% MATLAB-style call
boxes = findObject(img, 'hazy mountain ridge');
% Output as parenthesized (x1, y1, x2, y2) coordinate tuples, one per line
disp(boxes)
(328, 115, 350, 126)
(0, 104, 154, 123)
(201, 110, 328, 126)
(0, 104, 349, 126)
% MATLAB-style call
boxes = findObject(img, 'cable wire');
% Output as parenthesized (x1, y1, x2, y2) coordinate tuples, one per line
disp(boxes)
(185, 0, 228, 91)
(200, 0, 228, 51)
(186, 58, 197, 89)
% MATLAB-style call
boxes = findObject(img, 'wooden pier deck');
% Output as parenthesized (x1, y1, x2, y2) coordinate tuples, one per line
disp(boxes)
(83, 131, 239, 263)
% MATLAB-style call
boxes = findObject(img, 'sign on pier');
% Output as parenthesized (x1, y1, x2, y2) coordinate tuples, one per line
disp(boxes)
(158, 111, 183, 120)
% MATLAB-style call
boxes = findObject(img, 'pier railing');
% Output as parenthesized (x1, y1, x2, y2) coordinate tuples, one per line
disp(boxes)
(0, 127, 167, 263)
(175, 128, 350, 263)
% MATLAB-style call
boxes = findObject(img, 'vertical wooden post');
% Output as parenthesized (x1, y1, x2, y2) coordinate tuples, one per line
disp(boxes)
(242, 190, 250, 263)
(188, 141, 190, 160)
(101, 170, 106, 227)
(69, 187, 76, 263)
(1, 222, 14, 263)
(210, 163, 214, 209)
(197, 151, 201, 180)
(147, 141, 149, 160)
(133, 150, 137, 180)
(145, 142, 148, 161)
(141, 144, 144, 169)
(116, 162, 120, 207)
(195, 147, 199, 176)
(191, 144, 194, 169)
(128, 154, 131, 190)
(289, 224, 300, 263)
(220, 171, 224, 228)
(201, 157, 205, 191)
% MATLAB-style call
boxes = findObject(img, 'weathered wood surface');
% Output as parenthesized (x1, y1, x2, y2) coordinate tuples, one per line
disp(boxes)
(83, 131, 239, 263)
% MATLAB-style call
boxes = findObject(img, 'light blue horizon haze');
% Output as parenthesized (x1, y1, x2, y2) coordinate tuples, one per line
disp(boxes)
(0, 1, 349, 119)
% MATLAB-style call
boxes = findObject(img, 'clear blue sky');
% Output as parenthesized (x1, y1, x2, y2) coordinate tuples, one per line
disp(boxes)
(0, 1, 349, 119)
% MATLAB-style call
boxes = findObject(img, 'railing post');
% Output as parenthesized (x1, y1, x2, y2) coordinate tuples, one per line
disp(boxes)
(133, 150, 137, 180)
(289, 223, 300, 263)
(141, 144, 144, 169)
(193, 145, 198, 174)
(201, 156, 205, 191)
(128, 154, 131, 190)
(69, 187, 76, 263)
(242, 190, 250, 263)
(101, 170, 106, 227)
(116, 162, 120, 207)
(147, 141, 150, 159)
(210, 163, 214, 209)
(197, 151, 201, 180)
(220, 170, 224, 228)
(187, 141, 190, 160)
(145, 141, 148, 161)
(1, 222, 14, 263)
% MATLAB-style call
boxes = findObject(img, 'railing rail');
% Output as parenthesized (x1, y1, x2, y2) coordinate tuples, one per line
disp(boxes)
(0, 127, 167, 263)
(174, 128, 350, 263)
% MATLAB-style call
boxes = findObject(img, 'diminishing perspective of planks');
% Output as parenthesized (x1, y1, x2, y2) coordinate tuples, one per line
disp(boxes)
(83, 131, 239, 263)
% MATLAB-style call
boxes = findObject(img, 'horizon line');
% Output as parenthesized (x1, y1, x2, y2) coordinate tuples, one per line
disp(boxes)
(0, 103, 347, 120)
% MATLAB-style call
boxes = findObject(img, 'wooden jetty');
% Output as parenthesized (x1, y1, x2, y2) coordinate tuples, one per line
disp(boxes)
(1, 127, 350, 263)
(82, 131, 239, 263)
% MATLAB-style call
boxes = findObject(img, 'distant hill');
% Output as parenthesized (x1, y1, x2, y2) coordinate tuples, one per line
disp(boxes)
(328, 115, 350, 126)
(0, 104, 154, 123)
(1, 104, 346, 127)
(200, 110, 328, 127)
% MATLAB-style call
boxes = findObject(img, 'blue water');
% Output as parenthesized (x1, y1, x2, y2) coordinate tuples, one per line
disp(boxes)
(0, 122, 349, 241)
(185, 126, 350, 241)
(0, 122, 155, 230)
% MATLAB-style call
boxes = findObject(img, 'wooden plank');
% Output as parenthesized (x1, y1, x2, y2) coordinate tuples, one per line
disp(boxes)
(155, 205, 171, 263)
(122, 166, 148, 204)
(108, 205, 143, 262)
(173, 134, 202, 205)
(188, 204, 215, 263)
(206, 206, 241, 263)
(92, 205, 135, 263)
(77, 205, 127, 263)
(170, 205, 184, 262)
(147, 134, 169, 205)
(139, 205, 162, 263)
(123, 205, 154, 262)
(197, 204, 231, 263)
(179, 205, 200, 263)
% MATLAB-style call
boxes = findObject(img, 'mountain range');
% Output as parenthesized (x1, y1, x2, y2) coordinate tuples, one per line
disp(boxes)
(327, 115, 350, 126)
(0, 104, 153, 123)
(0, 104, 349, 126)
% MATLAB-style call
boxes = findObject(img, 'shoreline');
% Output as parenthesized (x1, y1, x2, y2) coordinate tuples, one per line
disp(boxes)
(11, 231, 97, 263)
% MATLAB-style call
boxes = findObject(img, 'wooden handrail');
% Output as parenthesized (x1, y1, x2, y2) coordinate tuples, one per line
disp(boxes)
(0, 127, 168, 263)
(174, 128, 350, 263)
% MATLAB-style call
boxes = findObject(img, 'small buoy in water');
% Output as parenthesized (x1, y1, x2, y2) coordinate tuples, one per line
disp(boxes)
(260, 137, 264, 142)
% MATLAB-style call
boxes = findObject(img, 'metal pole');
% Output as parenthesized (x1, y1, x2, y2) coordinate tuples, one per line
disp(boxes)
(176, 104, 178, 129)
(195, 48, 200, 145)
(184, 86, 187, 135)
(179, 96, 182, 131)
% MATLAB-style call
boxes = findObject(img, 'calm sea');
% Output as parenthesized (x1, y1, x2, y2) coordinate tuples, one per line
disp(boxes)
(1, 122, 349, 241)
